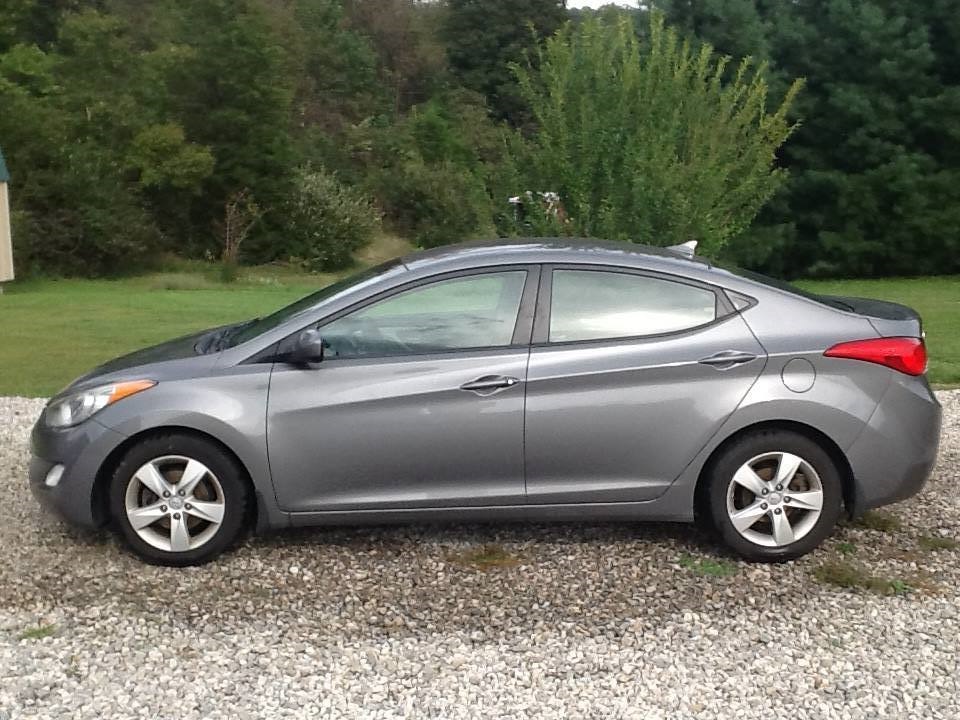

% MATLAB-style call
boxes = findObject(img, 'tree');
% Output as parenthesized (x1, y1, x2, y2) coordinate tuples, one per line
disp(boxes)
(760, 0, 960, 276)
(508, 11, 802, 254)
(657, 0, 770, 62)
(157, 0, 297, 260)
(443, 0, 566, 124)
(345, 0, 447, 114)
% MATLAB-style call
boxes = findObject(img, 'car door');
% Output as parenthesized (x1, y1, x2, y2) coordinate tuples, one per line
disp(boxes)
(524, 265, 765, 504)
(267, 266, 539, 512)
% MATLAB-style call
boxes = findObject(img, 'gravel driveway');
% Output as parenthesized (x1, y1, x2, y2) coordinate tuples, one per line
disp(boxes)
(1, 392, 958, 719)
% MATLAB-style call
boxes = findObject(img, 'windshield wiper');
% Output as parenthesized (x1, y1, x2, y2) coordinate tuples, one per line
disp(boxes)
(214, 318, 259, 351)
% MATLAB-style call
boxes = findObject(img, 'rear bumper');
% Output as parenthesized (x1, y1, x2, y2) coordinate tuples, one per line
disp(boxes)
(846, 377, 942, 515)
(29, 412, 129, 529)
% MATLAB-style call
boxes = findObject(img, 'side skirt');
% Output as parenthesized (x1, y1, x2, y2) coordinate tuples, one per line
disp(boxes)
(285, 497, 694, 528)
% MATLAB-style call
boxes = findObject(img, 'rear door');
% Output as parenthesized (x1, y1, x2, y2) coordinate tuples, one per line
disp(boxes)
(267, 266, 539, 512)
(524, 265, 765, 504)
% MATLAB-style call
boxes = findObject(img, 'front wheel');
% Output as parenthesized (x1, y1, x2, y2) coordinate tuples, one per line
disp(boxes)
(706, 430, 844, 562)
(109, 434, 250, 566)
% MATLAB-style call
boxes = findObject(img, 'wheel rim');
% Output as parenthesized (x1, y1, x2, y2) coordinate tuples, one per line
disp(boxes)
(124, 455, 226, 553)
(725, 451, 824, 548)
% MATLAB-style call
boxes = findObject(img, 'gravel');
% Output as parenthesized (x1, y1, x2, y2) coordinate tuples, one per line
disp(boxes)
(1, 391, 959, 719)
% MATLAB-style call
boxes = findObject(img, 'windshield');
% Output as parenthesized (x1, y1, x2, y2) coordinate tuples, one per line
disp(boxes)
(224, 259, 405, 348)
(715, 262, 853, 312)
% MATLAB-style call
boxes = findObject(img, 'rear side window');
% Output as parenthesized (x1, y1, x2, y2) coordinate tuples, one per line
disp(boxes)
(548, 269, 717, 342)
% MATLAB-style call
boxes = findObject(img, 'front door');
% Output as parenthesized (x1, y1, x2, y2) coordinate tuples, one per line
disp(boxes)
(267, 267, 537, 512)
(524, 266, 765, 504)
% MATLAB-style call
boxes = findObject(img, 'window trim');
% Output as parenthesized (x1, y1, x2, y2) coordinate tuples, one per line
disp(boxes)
(257, 265, 541, 364)
(531, 264, 735, 347)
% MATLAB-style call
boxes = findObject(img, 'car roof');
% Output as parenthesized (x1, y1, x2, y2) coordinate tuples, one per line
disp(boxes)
(401, 238, 712, 275)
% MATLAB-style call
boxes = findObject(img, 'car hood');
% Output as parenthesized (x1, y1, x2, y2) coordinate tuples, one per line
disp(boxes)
(58, 327, 225, 398)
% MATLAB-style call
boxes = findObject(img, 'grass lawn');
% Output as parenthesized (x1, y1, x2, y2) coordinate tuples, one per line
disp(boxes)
(0, 254, 956, 396)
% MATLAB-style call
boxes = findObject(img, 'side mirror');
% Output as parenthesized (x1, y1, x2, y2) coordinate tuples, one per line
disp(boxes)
(283, 329, 325, 365)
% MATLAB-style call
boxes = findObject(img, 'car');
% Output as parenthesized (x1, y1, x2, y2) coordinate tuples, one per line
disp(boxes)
(29, 239, 942, 565)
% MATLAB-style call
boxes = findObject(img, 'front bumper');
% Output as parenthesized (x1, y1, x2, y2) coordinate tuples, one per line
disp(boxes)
(29, 411, 129, 529)
(846, 377, 942, 515)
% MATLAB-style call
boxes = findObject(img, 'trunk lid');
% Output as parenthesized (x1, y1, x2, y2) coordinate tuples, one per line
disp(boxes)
(820, 295, 923, 338)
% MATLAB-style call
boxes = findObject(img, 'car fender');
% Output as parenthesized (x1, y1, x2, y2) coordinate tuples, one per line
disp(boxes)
(92, 369, 289, 530)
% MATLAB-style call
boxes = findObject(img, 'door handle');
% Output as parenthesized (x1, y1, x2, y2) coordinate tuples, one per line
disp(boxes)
(459, 375, 521, 393)
(698, 350, 758, 369)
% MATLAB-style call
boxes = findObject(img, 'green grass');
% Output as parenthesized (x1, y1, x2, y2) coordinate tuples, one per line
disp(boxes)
(917, 535, 959, 552)
(799, 276, 960, 387)
(852, 510, 903, 533)
(19, 623, 57, 640)
(0, 264, 956, 397)
(0, 236, 413, 397)
(677, 553, 738, 577)
(0, 274, 324, 396)
(836, 541, 857, 556)
(812, 560, 912, 596)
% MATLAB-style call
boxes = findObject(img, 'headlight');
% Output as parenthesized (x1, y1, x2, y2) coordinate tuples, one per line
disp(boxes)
(45, 380, 156, 428)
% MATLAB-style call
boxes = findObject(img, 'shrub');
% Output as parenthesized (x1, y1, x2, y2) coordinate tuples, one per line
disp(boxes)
(283, 167, 380, 271)
(375, 160, 493, 248)
(510, 11, 803, 254)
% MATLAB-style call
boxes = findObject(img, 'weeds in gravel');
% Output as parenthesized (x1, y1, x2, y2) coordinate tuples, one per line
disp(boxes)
(852, 511, 903, 533)
(813, 560, 911, 596)
(19, 623, 57, 641)
(917, 535, 959, 551)
(836, 541, 857, 556)
(678, 554, 738, 577)
(451, 543, 521, 570)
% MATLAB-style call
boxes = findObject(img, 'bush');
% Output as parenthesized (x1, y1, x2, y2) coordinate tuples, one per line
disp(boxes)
(375, 160, 493, 248)
(283, 168, 380, 271)
(511, 11, 803, 255)
(11, 145, 160, 277)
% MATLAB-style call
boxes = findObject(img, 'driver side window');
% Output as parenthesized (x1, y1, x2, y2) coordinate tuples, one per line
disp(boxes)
(320, 270, 528, 359)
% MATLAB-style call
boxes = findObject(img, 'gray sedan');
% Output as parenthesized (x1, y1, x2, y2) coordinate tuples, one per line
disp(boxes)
(29, 240, 942, 565)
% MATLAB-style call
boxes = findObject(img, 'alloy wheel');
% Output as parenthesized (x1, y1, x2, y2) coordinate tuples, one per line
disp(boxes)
(725, 451, 824, 548)
(124, 455, 226, 553)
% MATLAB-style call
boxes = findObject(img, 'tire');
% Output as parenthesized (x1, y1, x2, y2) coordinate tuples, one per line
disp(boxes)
(109, 433, 251, 566)
(705, 429, 843, 562)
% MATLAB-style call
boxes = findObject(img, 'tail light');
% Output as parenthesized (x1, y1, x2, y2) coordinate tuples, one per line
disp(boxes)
(824, 337, 927, 376)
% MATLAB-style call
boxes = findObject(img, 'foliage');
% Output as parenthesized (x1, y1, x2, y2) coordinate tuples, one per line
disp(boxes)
(510, 12, 802, 255)
(852, 510, 903, 533)
(917, 535, 959, 552)
(360, 92, 501, 248)
(812, 560, 912, 596)
(126, 123, 215, 192)
(1, 0, 958, 279)
(443, 0, 566, 125)
(344, 0, 448, 113)
(378, 160, 493, 248)
(660, 0, 960, 277)
(284, 168, 380, 271)
(677, 553, 738, 577)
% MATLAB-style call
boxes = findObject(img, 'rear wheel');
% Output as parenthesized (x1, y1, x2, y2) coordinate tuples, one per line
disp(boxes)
(109, 434, 250, 566)
(706, 430, 843, 562)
